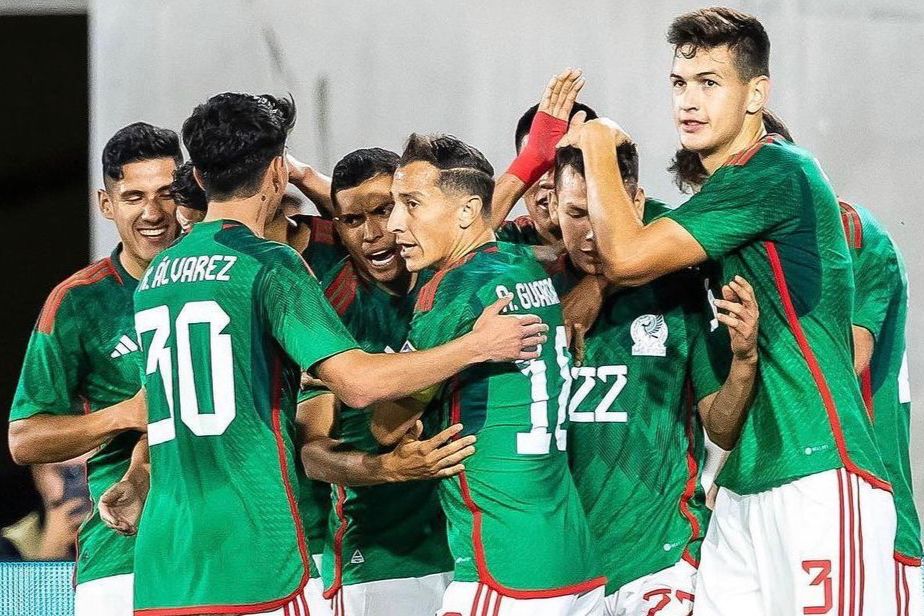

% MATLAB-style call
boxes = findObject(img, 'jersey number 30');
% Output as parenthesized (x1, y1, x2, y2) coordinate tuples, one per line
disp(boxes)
(135, 301, 236, 446)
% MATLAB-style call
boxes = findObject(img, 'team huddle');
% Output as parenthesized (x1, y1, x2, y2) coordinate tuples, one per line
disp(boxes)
(8, 7, 920, 616)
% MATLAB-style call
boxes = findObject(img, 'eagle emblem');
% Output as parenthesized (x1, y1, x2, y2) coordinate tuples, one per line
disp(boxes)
(630, 314, 668, 356)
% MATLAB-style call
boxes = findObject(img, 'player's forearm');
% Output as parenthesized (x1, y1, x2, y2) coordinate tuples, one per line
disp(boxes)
(701, 356, 758, 450)
(301, 438, 394, 487)
(851, 325, 875, 376)
(322, 339, 481, 408)
(582, 132, 650, 286)
(491, 174, 528, 230)
(121, 435, 150, 492)
(8, 404, 138, 465)
(289, 165, 334, 217)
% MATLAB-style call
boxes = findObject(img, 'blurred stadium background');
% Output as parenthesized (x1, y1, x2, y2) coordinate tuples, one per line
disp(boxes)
(1, 0, 922, 607)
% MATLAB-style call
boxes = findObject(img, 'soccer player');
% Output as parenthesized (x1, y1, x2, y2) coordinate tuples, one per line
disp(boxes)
(298, 147, 462, 615)
(551, 143, 758, 615)
(559, 8, 896, 614)
(7, 122, 182, 616)
(128, 93, 546, 616)
(840, 200, 922, 615)
(375, 133, 605, 615)
(494, 101, 599, 246)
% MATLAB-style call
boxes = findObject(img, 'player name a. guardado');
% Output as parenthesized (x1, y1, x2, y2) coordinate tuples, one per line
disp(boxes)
(139, 255, 238, 291)
(495, 277, 560, 312)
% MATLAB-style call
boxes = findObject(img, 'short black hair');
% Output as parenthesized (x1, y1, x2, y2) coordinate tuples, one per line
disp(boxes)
(668, 108, 793, 192)
(102, 122, 182, 186)
(668, 7, 770, 81)
(170, 161, 207, 212)
(555, 143, 639, 196)
(399, 134, 495, 217)
(515, 102, 599, 153)
(330, 148, 400, 210)
(182, 92, 296, 201)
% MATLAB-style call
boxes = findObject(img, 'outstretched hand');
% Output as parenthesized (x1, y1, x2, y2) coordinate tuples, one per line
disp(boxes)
(383, 422, 476, 481)
(538, 68, 585, 120)
(713, 275, 759, 363)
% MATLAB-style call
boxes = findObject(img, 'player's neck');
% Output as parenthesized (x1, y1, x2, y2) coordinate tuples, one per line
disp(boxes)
(263, 211, 294, 244)
(699, 116, 767, 176)
(118, 247, 148, 280)
(440, 225, 495, 269)
(204, 195, 271, 237)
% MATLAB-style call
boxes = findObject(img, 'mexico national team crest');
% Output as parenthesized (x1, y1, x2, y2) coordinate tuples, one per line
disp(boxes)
(631, 314, 668, 357)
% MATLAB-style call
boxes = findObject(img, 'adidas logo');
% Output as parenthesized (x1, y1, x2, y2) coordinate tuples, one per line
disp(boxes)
(110, 335, 139, 358)
(350, 550, 365, 564)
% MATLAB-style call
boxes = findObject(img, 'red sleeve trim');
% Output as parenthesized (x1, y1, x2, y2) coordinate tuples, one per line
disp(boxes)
(763, 241, 891, 493)
(838, 200, 864, 249)
(324, 261, 358, 316)
(322, 485, 349, 599)
(414, 251, 481, 313)
(309, 216, 337, 246)
(37, 259, 117, 334)
(513, 216, 535, 230)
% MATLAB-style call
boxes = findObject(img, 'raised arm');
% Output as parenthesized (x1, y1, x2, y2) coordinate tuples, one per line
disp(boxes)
(563, 119, 707, 286)
(287, 154, 334, 217)
(697, 276, 759, 450)
(492, 69, 585, 229)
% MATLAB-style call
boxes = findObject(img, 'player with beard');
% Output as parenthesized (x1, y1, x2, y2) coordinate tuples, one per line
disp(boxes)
(8, 123, 182, 616)
(550, 143, 757, 615)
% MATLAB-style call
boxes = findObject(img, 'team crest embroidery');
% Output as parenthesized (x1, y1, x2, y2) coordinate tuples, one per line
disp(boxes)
(630, 314, 668, 357)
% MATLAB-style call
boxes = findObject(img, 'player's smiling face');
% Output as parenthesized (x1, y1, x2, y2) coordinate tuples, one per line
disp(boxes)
(99, 157, 180, 273)
(552, 167, 600, 275)
(670, 44, 753, 155)
(334, 173, 408, 284)
(388, 161, 461, 272)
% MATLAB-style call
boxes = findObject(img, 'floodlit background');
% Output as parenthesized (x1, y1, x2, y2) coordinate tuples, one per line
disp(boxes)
(2, 0, 923, 549)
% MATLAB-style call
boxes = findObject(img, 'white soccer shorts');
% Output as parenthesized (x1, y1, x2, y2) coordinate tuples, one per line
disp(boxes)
(319, 570, 451, 616)
(604, 559, 696, 616)
(436, 581, 605, 616)
(696, 468, 897, 615)
(74, 573, 133, 616)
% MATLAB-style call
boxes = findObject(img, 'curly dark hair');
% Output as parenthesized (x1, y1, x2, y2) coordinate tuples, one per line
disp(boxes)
(668, 7, 770, 81)
(555, 143, 639, 197)
(331, 148, 400, 210)
(170, 161, 208, 211)
(182, 92, 296, 201)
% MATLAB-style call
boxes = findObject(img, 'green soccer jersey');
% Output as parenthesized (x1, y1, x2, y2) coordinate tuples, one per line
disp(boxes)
(10, 247, 140, 585)
(294, 214, 347, 280)
(408, 241, 604, 597)
(132, 219, 358, 613)
(561, 200, 729, 592)
(662, 135, 888, 495)
(495, 216, 544, 245)
(307, 258, 453, 594)
(840, 201, 921, 562)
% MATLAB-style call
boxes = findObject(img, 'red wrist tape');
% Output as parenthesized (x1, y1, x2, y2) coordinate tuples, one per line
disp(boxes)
(506, 111, 568, 186)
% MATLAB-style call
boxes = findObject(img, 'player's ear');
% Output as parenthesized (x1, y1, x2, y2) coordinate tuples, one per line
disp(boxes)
(192, 166, 206, 192)
(746, 75, 770, 115)
(632, 185, 646, 210)
(458, 195, 482, 229)
(548, 189, 561, 226)
(97, 188, 114, 220)
(270, 155, 287, 194)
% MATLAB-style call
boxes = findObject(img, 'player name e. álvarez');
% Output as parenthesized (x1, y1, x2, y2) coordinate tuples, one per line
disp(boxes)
(139, 255, 238, 291)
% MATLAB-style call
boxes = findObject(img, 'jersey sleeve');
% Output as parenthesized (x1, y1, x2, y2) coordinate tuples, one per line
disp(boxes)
(10, 294, 84, 421)
(851, 229, 900, 341)
(661, 149, 800, 259)
(258, 245, 358, 371)
(297, 382, 331, 405)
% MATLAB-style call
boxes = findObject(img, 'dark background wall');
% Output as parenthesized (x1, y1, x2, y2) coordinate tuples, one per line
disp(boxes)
(0, 14, 89, 527)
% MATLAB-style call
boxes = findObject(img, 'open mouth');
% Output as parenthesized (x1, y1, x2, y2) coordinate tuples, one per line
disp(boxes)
(680, 119, 706, 132)
(365, 247, 397, 269)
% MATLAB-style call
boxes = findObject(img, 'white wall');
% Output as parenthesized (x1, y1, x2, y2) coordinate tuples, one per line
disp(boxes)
(90, 0, 924, 507)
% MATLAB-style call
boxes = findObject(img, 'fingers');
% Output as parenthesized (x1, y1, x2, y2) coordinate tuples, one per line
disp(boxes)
(555, 73, 585, 118)
(434, 464, 466, 479)
(519, 321, 549, 338)
(484, 294, 513, 316)
(716, 312, 742, 330)
(713, 298, 747, 318)
(729, 275, 757, 309)
(433, 444, 476, 470)
(418, 423, 464, 454)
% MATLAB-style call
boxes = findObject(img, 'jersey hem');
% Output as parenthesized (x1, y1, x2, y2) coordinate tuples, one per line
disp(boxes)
(895, 552, 922, 567)
(322, 485, 349, 599)
(763, 241, 892, 494)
